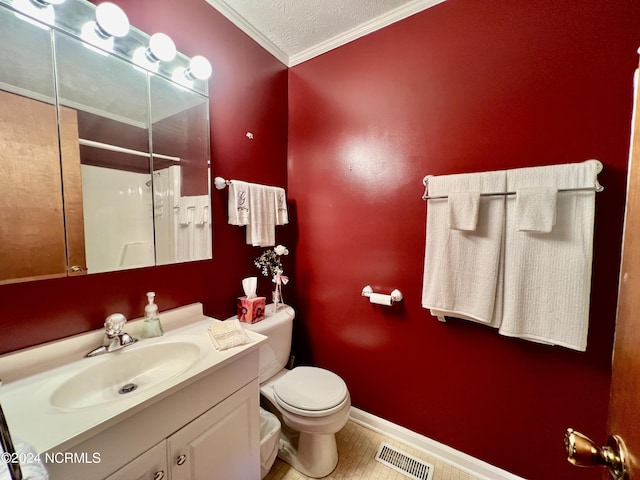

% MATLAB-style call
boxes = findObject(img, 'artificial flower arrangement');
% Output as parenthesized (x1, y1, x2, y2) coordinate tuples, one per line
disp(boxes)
(255, 244, 289, 309)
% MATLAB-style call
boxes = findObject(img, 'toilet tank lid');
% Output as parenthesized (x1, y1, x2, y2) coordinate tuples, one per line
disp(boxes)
(242, 305, 295, 334)
(273, 366, 348, 411)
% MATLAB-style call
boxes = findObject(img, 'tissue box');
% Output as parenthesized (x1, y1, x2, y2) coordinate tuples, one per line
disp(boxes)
(237, 296, 266, 323)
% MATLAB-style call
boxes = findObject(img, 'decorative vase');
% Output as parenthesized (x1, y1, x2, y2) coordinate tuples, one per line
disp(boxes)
(272, 286, 281, 312)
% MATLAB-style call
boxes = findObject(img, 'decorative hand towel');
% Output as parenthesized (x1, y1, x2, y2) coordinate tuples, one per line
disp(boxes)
(498, 160, 600, 351)
(448, 191, 480, 231)
(193, 195, 210, 226)
(514, 187, 558, 233)
(246, 184, 277, 247)
(178, 196, 195, 225)
(228, 180, 250, 226)
(422, 170, 506, 327)
(176, 196, 212, 262)
(274, 186, 289, 225)
(208, 319, 250, 351)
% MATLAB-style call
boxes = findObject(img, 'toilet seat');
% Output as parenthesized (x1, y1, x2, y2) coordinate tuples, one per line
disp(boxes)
(273, 366, 348, 417)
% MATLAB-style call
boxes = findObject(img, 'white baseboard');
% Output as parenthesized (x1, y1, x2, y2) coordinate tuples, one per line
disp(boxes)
(349, 407, 526, 480)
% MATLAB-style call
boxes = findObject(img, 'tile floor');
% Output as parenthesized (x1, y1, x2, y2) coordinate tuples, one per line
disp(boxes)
(264, 420, 479, 480)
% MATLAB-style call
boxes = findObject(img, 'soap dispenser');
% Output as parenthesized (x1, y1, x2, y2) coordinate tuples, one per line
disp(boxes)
(141, 291, 164, 338)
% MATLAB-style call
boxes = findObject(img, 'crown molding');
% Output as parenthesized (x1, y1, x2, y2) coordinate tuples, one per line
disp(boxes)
(289, 0, 446, 66)
(204, 0, 445, 68)
(203, 0, 289, 66)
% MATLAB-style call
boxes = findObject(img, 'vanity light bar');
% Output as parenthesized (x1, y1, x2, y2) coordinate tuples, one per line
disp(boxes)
(10, 0, 212, 82)
(30, 0, 65, 6)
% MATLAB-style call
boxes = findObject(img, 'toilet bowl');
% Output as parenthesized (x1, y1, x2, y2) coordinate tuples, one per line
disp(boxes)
(242, 306, 351, 478)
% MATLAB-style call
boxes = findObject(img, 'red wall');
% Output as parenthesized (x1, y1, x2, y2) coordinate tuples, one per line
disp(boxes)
(288, 1, 640, 479)
(0, 0, 289, 352)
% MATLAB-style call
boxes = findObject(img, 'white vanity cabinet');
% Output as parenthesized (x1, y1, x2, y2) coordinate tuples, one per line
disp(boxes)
(168, 381, 260, 479)
(105, 441, 167, 480)
(105, 381, 259, 480)
(45, 348, 261, 480)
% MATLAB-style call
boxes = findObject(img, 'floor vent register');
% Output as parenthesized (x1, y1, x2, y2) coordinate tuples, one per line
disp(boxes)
(375, 442, 435, 480)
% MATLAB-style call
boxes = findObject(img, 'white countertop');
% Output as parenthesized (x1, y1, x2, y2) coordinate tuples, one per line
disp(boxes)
(0, 304, 265, 454)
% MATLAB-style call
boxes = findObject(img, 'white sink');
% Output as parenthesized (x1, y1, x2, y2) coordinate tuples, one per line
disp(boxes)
(50, 341, 201, 409)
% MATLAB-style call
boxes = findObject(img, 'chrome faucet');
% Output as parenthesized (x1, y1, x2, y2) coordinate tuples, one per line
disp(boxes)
(86, 313, 137, 357)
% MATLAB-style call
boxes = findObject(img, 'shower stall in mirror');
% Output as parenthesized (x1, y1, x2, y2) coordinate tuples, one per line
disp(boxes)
(0, 0, 212, 284)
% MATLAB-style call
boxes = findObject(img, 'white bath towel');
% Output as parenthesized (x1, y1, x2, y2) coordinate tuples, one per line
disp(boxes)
(448, 191, 480, 231)
(228, 180, 250, 226)
(422, 170, 506, 327)
(274, 187, 289, 225)
(498, 161, 600, 351)
(246, 184, 277, 247)
(514, 187, 558, 233)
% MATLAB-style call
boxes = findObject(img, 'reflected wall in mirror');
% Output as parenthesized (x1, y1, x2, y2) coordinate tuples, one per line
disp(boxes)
(55, 31, 154, 274)
(0, 0, 212, 284)
(150, 74, 211, 265)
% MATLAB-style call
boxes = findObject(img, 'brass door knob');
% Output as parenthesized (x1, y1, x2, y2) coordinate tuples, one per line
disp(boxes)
(564, 428, 628, 480)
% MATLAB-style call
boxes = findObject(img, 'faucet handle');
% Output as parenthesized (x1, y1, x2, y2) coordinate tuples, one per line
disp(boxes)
(104, 313, 127, 337)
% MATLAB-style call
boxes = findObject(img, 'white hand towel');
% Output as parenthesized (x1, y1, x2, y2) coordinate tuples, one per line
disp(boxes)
(176, 196, 211, 261)
(274, 187, 289, 225)
(498, 161, 600, 351)
(246, 184, 277, 247)
(422, 170, 506, 327)
(228, 180, 250, 226)
(208, 320, 250, 351)
(193, 196, 210, 225)
(448, 191, 480, 231)
(178, 196, 195, 225)
(514, 187, 558, 233)
(0, 440, 49, 480)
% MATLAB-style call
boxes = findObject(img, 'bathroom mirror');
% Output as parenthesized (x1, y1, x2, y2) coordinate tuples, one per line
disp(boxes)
(0, 0, 212, 284)
(0, 7, 66, 283)
(150, 74, 211, 265)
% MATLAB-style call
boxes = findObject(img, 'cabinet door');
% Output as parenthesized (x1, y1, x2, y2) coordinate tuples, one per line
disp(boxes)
(168, 381, 260, 480)
(105, 441, 168, 480)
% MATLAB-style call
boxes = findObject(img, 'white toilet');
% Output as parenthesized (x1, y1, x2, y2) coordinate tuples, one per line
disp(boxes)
(243, 306, 351, 478)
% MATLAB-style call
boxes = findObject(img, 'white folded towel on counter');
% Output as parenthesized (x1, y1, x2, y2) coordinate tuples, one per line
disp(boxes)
(498, 161, 599, 351)
(208, 320, 250, 351)
(514, 187, 558, 233)
(422, 170, 506, 327)
(0, 440, 49, 480)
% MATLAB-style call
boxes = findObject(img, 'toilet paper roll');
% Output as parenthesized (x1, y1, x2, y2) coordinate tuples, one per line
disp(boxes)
(369, 293, 393, 306)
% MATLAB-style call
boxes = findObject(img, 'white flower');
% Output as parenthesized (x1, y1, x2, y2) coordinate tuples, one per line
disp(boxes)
(274, 245, 289, 256)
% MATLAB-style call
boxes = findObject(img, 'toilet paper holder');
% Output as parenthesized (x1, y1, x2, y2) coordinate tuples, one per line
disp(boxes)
(361, 285, 403, 303)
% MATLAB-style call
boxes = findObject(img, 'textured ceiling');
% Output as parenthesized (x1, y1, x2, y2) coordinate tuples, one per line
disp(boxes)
(205, 0, 445, 66)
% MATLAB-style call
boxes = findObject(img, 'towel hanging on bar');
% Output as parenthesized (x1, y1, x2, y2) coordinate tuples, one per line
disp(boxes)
(421, 159, 604, 200)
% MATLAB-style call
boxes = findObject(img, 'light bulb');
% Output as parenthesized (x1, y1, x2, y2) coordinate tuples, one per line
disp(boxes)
(185, 55, 212, 80)
(95, 2, 129, 38)
(147, 33, 176, 62)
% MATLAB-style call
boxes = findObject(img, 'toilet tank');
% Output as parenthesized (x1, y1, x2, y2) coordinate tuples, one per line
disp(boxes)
(243, 306, 295, 383)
